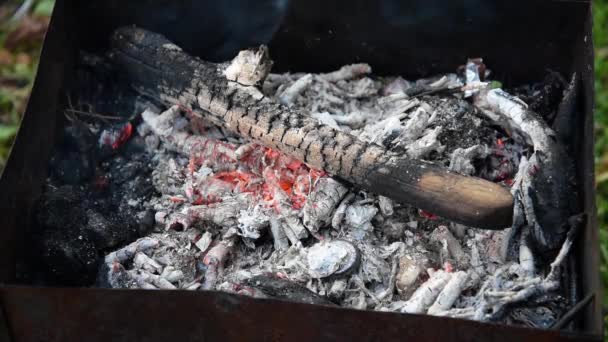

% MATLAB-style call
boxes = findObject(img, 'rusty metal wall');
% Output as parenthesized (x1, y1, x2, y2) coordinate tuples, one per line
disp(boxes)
(0, 286, 600, 341)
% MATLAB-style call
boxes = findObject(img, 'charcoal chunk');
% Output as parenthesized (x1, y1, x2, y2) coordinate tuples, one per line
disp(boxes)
(245, 274, 335, 306)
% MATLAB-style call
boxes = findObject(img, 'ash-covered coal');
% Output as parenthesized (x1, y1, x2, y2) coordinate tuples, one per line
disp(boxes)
(33, 113, 156, 285)
(35, 51, 579, 329)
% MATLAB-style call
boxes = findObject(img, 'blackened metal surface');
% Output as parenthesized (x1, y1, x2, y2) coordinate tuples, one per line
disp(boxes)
(574, 2, 601, 334)
(0, 0, 600, 340)
(0, 0, 73, 282)
(71, 0, 289, 62)
(0, 286, 599, 342)
(0, 299, 12, 342)
(269, 1, 587, 83)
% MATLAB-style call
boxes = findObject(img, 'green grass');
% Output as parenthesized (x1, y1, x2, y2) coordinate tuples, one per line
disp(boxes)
(594, 0, 608, 337)
(0, 0, 53, 170)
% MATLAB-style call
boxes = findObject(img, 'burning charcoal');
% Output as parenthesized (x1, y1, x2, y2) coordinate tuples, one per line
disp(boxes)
(141, 106, 237, 166)
(428, 271, 469, 315)
(306, 240, 360, 278)
(263, 171, 309, 241)
(401, 270, 452, 314)
(302, 178, 349, 232)
(98, 122, 133, 150)
(245, 274, 335, 306)
(111, 27, 514, 229)
(65, 31, 579, 327)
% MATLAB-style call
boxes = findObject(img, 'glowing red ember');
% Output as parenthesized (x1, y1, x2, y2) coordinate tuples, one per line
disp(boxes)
(99, 122, 133, 149)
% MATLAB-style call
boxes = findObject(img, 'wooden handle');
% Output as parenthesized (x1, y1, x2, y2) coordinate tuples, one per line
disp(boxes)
(363, 158, 513, 229)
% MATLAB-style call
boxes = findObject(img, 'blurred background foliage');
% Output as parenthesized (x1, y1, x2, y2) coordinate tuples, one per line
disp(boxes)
(0, 0, 52, 170)
(593, 0, 608, 336)
(0, 0, 607, 335)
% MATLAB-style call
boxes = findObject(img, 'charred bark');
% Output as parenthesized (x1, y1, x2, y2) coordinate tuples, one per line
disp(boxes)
(108, 26, 513, 229)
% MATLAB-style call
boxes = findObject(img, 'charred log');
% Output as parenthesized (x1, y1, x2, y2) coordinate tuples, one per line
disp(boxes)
(108, 26, 513, 229)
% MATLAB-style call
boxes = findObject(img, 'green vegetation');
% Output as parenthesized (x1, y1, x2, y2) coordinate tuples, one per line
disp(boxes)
(593, 0, 608, 336)
(0, 0, 53, 170)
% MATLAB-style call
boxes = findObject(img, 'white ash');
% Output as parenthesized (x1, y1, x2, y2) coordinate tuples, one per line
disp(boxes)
(399, 270, 452, 314)
(428, 271, 469, 315)
(98, 61, 576, 329)
(279, 73, 313, 105)
(302, 177, 349, 232)
(223, 45, 273, 86)
(306, 240, 359, 278)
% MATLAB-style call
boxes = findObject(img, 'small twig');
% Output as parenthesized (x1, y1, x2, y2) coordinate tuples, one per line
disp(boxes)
(65, 108, 123, 121)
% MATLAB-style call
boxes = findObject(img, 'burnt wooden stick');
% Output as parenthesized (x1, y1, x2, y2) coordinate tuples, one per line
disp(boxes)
(109, 26, 513, 229)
